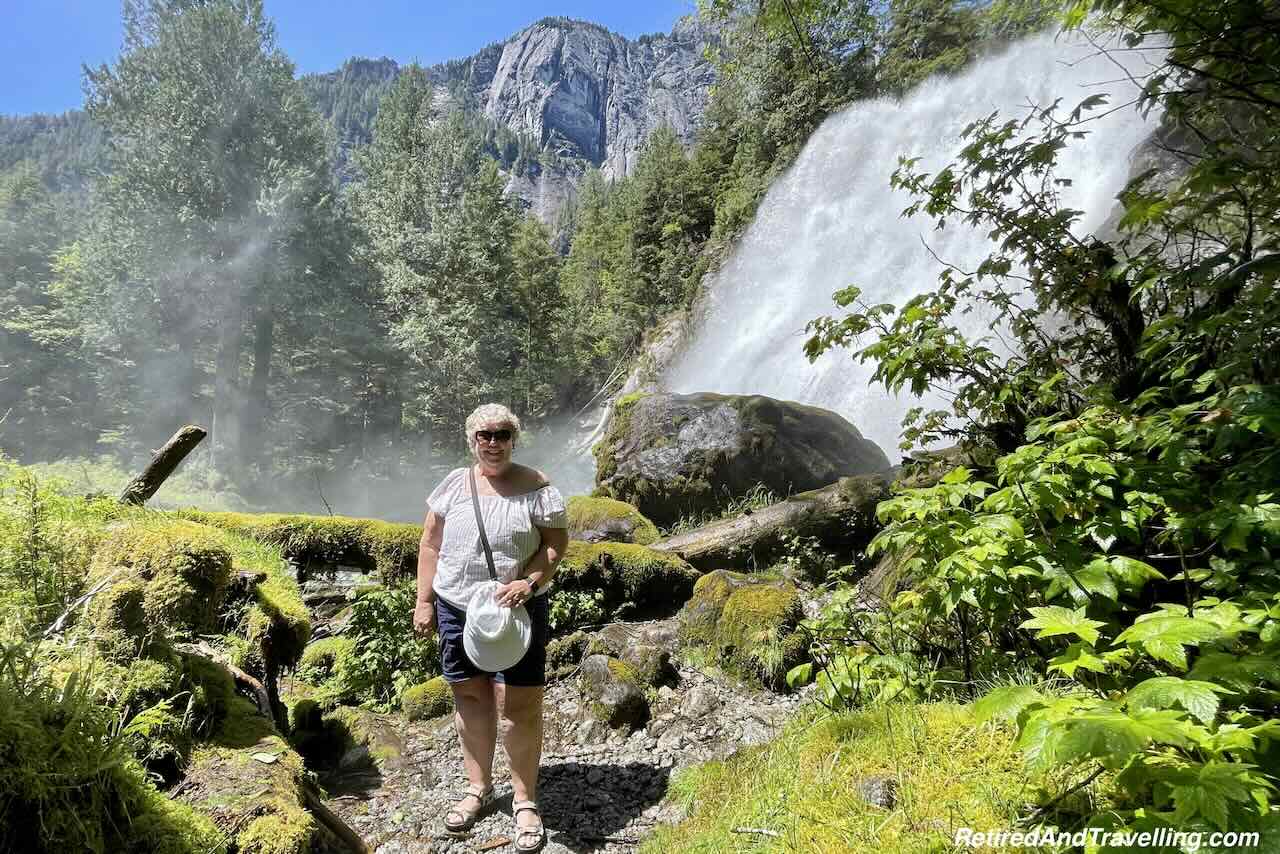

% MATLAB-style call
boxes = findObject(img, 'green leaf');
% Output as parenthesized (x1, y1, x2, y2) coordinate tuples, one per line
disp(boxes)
(1021, 606, 1107, 645)
(974, 685, 1047, 723)
(1115, 613, 1221, 669)
(1171, 762, 1266, 831)
(1056, 708, 1191, 768)
(1126, 677, 1223, 724)
(786, 662, 815, 689)
(1049, 643, 1110, 678)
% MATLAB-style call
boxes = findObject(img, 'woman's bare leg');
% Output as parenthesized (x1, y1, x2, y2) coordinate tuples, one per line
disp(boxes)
(496, 682, 544, 829)
(450, 676, 497, 791)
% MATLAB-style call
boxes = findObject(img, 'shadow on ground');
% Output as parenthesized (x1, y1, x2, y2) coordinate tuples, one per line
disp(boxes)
(531, 759, 673, 851)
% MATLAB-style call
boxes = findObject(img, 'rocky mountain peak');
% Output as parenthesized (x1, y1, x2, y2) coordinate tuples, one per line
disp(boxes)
(455, 16, 716, 180)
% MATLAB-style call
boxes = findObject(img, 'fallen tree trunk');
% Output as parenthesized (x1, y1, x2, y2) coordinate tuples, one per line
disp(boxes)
(119, 425, 208, 506)
(651, 474, 890, 573)
(176, 641, 281, 732)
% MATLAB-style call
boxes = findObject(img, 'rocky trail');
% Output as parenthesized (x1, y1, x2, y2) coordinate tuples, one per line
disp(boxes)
(327, 617, 804, 854)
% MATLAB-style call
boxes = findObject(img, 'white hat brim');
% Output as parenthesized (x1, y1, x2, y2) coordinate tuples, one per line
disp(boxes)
(463, 601, 533, 672)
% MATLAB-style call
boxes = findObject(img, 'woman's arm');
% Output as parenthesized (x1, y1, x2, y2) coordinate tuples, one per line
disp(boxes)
(413, 511, 445, 635)
(496, 524, 568, 608)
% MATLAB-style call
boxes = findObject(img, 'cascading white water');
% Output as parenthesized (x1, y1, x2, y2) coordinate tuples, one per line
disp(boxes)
(664, 32, 1162, 459)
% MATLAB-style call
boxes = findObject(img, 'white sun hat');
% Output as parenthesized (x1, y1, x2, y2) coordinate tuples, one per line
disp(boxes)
(463, 580, 533, 672)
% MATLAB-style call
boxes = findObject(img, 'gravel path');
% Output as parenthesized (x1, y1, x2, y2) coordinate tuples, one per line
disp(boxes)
(329, 624, 804, 854)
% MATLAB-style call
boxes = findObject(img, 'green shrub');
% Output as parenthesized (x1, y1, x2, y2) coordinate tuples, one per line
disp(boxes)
(799, 1, 1280, 838)
(0, 460, 112, 633)
(297, 583, 438, 710)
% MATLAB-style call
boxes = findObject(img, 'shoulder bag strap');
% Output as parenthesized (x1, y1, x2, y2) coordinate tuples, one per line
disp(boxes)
(468, 466, 498, 581)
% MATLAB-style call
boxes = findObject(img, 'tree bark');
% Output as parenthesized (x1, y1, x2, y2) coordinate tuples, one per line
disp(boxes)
(650, 474, 890, 572)
(118, 425, 208, 506)
(211, 292, 245, 480)
(241, 298, 273, 468)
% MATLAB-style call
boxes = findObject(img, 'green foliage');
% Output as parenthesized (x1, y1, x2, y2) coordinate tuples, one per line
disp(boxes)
(642, 702, 1030, 853)
(0, 639, 226, 853)
(318, 581, 439, 711)
(803, 0, 1280, 838)
(0, 458, 108, 633)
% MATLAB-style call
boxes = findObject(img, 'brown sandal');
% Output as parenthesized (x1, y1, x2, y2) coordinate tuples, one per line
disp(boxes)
(512, 799, 546, 852)
(443, 783, 495, 833)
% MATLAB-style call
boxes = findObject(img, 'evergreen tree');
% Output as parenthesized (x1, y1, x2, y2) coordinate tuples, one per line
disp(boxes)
(82, 0, 333, 479)
(0, 164, 95, 459)
(510, 215, 565, 415)
(351, 66, 522, 448)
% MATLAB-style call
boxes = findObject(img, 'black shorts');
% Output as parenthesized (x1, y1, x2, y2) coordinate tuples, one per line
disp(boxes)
(434, 592, 549, 687)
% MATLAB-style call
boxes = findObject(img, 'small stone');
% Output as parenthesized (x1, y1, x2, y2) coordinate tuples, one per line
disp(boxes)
(854, 775, 898, 810)
(681, 686, 720, 718)
(587, 767, 605, 785)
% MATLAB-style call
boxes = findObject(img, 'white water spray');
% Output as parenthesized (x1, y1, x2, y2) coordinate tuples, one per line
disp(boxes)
(665, 32, 1162, 459)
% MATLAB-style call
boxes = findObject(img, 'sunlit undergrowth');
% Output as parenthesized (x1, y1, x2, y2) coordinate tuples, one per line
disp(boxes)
(24, 454, 258, 512)
(643, 703, 1035, 853)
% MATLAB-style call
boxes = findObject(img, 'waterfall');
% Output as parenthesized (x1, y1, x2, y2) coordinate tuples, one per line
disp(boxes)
(664, 32, 1162, 459)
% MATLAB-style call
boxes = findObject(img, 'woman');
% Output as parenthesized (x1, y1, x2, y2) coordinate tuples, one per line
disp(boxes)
(413, 403, 568, 852)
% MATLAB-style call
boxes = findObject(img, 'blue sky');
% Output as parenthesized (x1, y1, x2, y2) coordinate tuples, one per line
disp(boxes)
(0, 0, 697, 116)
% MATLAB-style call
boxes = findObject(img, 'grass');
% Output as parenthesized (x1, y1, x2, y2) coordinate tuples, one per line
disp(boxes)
(661, 483, 783, 538)
(642, 702, 1037, 853)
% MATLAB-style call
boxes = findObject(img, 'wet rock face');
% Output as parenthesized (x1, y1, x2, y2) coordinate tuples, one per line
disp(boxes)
(594, 392, 892, 527)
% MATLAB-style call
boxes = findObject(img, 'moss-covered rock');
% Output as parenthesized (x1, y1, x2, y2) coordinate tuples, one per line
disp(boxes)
(84, 518, 310, 678)
(288, 698, 322, 733)
(566, 495, 660, 545)
(87, 520, 234, 656)
(678, 570, 808, 691)
(547, 630, 590, 678)
(402, 676, 453, 721)
(327, 706, 406, 772)
(295, 636, 359, 707)
(298, 636, 356, 681)
(584, 623, 678, 687)
(180, 509, 420, 580)
(552, 541, 700, 631)
(579, 654, 649, 730)
(592, 392, 891, 527)
(176, 698, 321, 854)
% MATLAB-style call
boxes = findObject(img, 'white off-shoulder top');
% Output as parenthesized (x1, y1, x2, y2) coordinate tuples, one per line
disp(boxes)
(426, 466, 568, 608)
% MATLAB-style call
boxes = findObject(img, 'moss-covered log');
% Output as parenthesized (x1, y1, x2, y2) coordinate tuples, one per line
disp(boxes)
(553, 541, 701, 628)
(180, 510, 421, 580)
(652, 474, 890, 572)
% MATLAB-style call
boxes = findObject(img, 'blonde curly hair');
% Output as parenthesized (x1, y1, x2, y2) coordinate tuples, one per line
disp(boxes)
(464, 403, 521, 445)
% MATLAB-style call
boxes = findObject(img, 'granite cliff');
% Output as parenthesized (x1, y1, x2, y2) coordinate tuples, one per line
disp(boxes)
(451, 17, 715, 180)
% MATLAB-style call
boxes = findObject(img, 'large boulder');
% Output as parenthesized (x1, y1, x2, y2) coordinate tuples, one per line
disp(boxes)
(593, 392, 891, 527)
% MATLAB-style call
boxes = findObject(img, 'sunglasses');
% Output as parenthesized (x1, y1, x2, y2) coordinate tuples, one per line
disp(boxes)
(474, 429, 513, 444)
